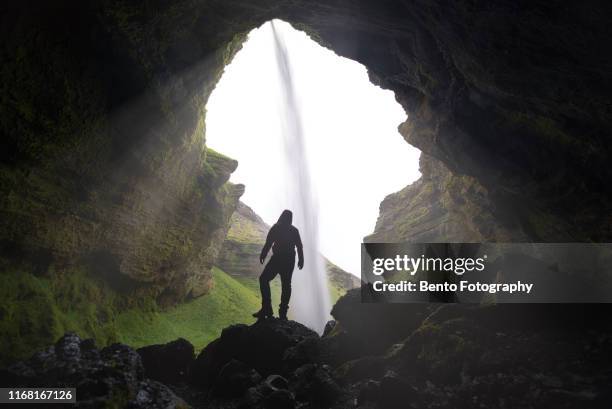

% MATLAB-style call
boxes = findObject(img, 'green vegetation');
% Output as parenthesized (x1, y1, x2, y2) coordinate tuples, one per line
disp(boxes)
(0, 263, 119, 366)
(113, 267, 349, 353)
(1, 261, 349, 365)
(233, 275, 282, 310)
(225, 219, 266, 244)
(115, 267, 259, 351)
(328, 281, 346, 303)
(0, 263, 264, 363)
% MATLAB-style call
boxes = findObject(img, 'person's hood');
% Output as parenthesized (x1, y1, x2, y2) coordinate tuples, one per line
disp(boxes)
(277, 209, 293, 226)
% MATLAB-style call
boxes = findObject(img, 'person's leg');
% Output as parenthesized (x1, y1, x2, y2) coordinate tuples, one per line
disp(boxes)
(278, 257, 295, 320)
(256, 257, 279, 317)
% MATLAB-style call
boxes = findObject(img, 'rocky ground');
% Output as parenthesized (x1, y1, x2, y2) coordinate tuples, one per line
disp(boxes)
(3, 292, 610, 409)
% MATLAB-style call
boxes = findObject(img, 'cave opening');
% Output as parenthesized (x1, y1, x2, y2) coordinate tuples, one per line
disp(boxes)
(206, 20, 421, 330)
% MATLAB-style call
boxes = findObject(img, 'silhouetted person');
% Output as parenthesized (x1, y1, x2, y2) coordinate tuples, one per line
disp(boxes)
(253, 209, 304, 320)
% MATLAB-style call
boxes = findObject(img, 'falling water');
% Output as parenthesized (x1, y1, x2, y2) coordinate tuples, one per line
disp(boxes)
(270, 21, 331, 333)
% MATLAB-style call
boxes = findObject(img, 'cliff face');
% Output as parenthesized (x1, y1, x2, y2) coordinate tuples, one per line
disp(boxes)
(366, 154, 535, 242)
(217, 202, 359, 292)
(217, 203, 269, 278)
(1, 2, 249, 361)
(1, 3, 246, 304)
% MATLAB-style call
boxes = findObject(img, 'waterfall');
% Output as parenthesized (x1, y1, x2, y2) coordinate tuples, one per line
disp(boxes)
(270, 21, 331, 333)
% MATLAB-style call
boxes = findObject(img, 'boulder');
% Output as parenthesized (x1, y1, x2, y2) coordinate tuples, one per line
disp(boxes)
(322, 320, 337, 337)
(127, 380, 191, 409)
(377, 371, 419, 409)
(283, 337, 322, 371)
(291, 364, 342, 405)
(190, 324, 248, 387)
(211, 359, 261, 398)
(357, 379, 381, 404)
(331, 289, 435, 356)
(264, 374, 289, 392)
(191, 319, 318, 388)
(284, 324, 374, 369)
(137, 338, 195, 384)
(335, 355, 387, 383)
(238, 387, 264, 408)
(263, 389, 296, 409)
(1, 333, 188, 408)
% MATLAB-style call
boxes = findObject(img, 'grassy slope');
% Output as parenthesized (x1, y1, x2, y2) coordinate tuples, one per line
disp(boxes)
(115, 267, 260, 351)
(0, 262, 349, 365)
(0, 263, 119, 366)
(115, 266, 347, 353)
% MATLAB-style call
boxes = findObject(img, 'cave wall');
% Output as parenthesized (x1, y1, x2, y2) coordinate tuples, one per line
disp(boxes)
(0, 0, 261, 361)
(1, 1, 252, 300)
(365, 154, 530, 242)
(2, 0, 611, 361)
(281, 1, 612, 242)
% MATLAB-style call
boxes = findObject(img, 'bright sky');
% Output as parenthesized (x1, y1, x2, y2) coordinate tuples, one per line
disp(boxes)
(206, 20, 421, 275)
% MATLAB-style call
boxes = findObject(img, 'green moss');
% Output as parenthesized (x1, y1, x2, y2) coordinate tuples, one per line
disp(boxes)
(115, 267, 260, 352)
(225, 222, 266, 245)
(0, 263, 119, 366)
(223, 31, 248, 66)
(328, 282, 345, 304)
(205, 147, 233, 163)
(1, 259, 350, 365)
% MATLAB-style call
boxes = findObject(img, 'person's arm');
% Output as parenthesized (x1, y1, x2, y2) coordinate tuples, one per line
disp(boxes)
(296, 229, 304, 269)
(260, 226, 275, 263)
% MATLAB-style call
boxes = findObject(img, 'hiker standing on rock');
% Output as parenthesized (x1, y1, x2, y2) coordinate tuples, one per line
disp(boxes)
(253, 209, 304, 320)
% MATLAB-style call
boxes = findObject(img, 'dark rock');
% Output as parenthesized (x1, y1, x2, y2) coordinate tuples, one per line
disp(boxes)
(55, 332, 82, 361)
(127, 379, 190, 409)
(243, 319, 317, 375)
(322, 320, 337, 337)
(283, 337, 322, 372)
(263, 389, 296, 409)
(264, 374, 289, 392)
(331, 290, 435, 356)
(191, 324, 249, 387)
(284, 323, 383, 369)
(335, 356, 387, 383)
(212, 359, 262, 398)
(137, 338, 195, 385)
(192, 320, 318, 388)
(291, 364, 342, 405)
(358, 379, 380, 404)
(3, 333, 188, 408)
(376, 303, 612, 408)
(80, 338, 97, 352)
(238, 387, 264, 408)
(378, 371, 419, 409)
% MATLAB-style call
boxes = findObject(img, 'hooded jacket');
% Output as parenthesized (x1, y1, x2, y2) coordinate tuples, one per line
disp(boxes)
(260, 210, 304, 263)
